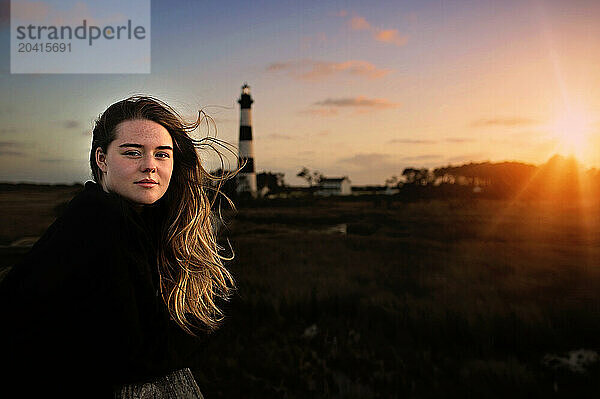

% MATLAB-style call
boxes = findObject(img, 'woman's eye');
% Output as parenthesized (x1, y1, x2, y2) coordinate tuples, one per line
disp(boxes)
(124, 151, 140, 156)
(156, 152, 170, 158)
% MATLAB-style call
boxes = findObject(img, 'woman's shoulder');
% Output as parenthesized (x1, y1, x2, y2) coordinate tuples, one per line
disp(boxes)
(0, 181, 155, 300)
(64, 180, 130, 225)
(1, 183, 116, 275)
(63, 181, 160, 244)
(16, 180, 132, 258)
(0, 182, 136, 289)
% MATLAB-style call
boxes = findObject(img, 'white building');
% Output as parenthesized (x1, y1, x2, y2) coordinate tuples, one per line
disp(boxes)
(315, 177, 352, 196)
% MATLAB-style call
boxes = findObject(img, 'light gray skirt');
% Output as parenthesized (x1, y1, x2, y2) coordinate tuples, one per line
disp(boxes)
(114, 368, 204, 399)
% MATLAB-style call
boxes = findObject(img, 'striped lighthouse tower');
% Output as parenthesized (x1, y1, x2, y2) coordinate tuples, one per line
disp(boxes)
(237, 82, 257, 197)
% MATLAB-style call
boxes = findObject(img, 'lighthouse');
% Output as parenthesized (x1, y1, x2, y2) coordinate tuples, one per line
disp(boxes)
(237, 82, 257, 197)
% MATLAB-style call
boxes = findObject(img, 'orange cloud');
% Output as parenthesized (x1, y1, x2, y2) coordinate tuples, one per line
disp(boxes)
(11, 1, 50, 22)
(301, 97, 403, 116)
(301, 60, 391, 80)
(340, 13, 408, 47)
(314, 96, 400, 109)
(374, 29, 408, 46)
(267, 59, 392, 81)
(471, 117, 538, 128)
(349, 16, 370, 31)
(389, 139, 436, 144)
(445, 137, 475, 143)
(11, 1, 116, 27)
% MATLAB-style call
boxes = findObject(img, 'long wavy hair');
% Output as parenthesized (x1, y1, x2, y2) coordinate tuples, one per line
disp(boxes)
(90, 95, 237, 335)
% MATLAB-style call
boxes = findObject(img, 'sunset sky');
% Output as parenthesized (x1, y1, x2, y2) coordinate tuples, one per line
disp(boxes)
(1, 0, 599, 185)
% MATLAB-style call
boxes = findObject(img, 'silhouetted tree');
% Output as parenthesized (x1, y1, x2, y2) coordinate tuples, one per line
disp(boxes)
(257, 171, 285, 194)
(396, 156, 599, 201)
(402, 168, 433, 185)
(385, 175, 399, 187)
(297, 167, 324, 187)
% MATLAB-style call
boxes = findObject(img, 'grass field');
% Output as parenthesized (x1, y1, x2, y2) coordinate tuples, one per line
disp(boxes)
(1, 186, 600, 398)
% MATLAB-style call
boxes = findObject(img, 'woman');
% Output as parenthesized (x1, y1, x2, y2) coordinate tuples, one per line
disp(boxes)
(0, 96, 236, 398)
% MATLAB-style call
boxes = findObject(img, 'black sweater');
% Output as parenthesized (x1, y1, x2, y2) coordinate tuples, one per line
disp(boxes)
(0, 181, 201, 397)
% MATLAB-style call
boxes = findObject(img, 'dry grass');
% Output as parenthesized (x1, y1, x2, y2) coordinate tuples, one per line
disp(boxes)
(0, 184, 82, 246)
(197, 198, 600, 398)
(2, 187, 600, 397)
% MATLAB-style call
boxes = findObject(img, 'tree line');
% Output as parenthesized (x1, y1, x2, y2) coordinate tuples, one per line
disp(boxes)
(210, 155, 600, 201)
(391, 155, 600, 201)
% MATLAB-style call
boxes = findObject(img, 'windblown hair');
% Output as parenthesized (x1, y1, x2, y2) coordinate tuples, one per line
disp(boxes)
(90, 95, 237, 335)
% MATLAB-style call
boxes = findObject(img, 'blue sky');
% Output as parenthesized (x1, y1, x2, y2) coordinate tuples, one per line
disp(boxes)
(1, 0, 599, 185)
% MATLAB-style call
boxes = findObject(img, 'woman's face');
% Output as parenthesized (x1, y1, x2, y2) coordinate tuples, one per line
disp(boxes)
(95, 119, 174, 205)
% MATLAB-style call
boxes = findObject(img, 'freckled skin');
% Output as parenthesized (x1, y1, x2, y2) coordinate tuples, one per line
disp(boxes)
(95, 119, 174, 205)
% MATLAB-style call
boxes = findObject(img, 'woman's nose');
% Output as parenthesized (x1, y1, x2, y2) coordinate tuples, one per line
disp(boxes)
(141, 155, 157, 172)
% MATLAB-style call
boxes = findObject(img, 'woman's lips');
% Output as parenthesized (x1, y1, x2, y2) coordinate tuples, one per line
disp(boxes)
(135, 182, 158, 188)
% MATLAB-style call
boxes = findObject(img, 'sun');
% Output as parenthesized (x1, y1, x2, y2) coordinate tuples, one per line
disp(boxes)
(550, 108, 593, 162)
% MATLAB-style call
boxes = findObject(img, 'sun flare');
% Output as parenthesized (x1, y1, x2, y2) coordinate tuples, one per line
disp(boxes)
(550, 108, 593, 162)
